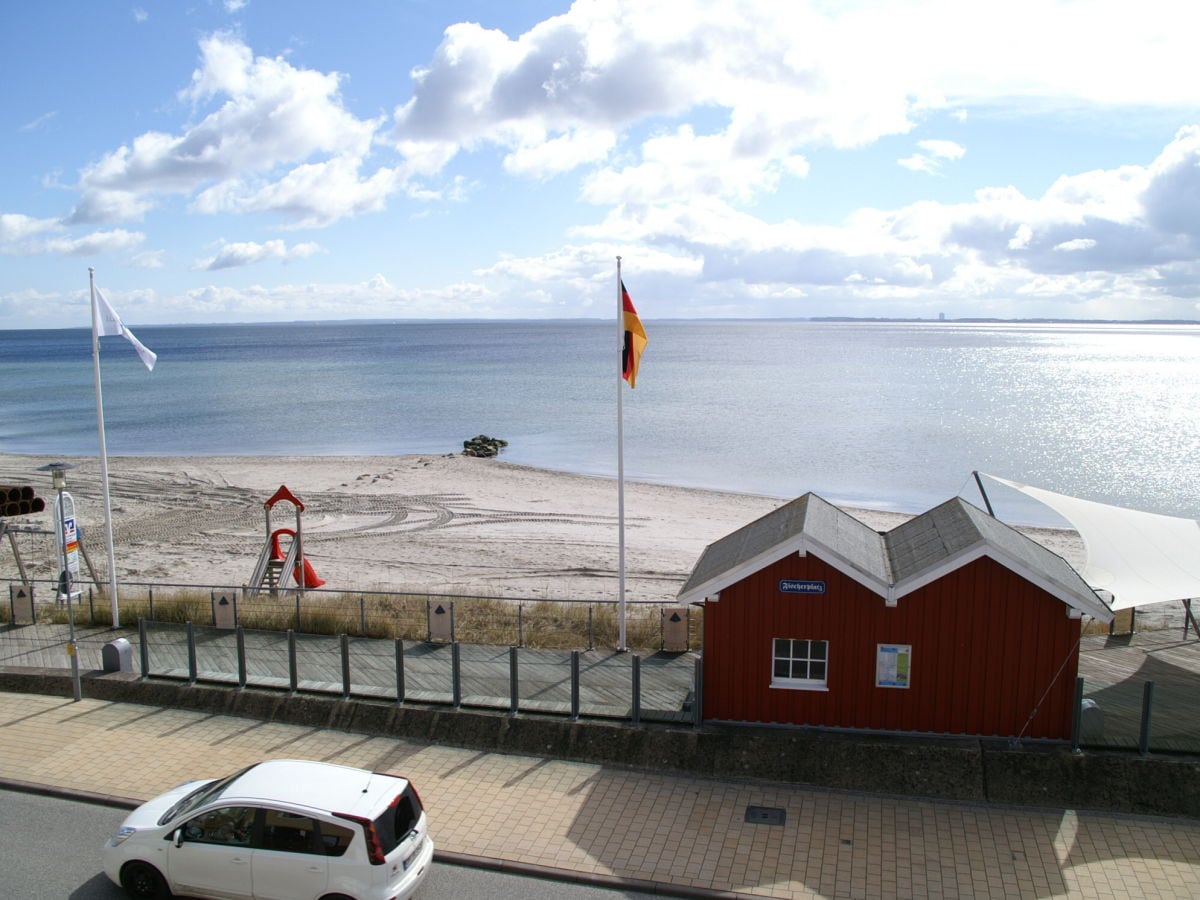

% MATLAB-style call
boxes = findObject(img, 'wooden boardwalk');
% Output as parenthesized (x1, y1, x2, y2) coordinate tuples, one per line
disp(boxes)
(0, 621, 697, 724)
(1077, 629, 1200, 752)
(2, 622, 1197, 749)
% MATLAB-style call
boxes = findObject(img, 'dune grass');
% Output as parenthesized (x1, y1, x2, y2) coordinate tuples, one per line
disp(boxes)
(1, 584, 702, 652)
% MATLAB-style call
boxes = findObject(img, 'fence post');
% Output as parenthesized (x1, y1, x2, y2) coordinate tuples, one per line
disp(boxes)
(148, 587, 154, 620)
(451, 640, 462, 708)
(359, 596, 366, 636)
(631, 654, 641, 725)
(294, 594, 301, 632)
(518, 603, 524, 647)
(1139, 681, 1155, 756)
(138, 617, 149, 677)
(236, 626, 247, 688)
(395, 638, 406, 704)
(450, 601, 456, 643)
(340, 633, 351, 700)
(88, 586, 95, 625)
(425, 599, 431, 642)
(186, 621, 197, 684)
(587, 606, 594, 651)
(287, 629, 298, 693)
(692, 656, 703, 728)
(1070, 676, 1084, 753)
(509, 645, 519, 716)
(570, 649, 580, 720)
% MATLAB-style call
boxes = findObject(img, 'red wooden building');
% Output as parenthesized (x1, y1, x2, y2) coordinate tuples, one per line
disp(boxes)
(678, 494, 1112, 740)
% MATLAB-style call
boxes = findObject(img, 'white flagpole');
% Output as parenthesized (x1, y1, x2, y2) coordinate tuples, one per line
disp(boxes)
(616, 256, 627, 652)
(89, 268, 122, 628)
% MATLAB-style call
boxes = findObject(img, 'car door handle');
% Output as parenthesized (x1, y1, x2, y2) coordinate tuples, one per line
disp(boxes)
(230, 856, 249, 865)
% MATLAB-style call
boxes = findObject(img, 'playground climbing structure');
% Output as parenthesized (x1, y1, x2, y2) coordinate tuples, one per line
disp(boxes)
(246, 485, 325, 596)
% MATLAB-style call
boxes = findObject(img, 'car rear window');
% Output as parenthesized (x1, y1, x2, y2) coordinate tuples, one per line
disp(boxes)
(372, 784, 423, 855)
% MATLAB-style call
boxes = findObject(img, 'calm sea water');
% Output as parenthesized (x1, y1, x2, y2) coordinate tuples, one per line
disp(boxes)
(2, 319, 1198, 525)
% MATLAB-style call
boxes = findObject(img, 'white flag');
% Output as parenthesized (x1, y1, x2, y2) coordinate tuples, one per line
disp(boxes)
(95, 287, 157, 371)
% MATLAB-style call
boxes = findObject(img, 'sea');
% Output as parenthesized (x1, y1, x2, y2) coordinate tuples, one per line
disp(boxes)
(3, 319, 1199, 527)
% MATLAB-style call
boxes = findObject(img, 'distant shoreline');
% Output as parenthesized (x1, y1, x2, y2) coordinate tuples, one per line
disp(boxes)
(6, 316, 1199, 332)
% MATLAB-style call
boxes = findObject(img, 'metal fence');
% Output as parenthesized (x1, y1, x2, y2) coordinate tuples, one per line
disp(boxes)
(5, 580, 1198, 754)
(130, 619, 701, 725)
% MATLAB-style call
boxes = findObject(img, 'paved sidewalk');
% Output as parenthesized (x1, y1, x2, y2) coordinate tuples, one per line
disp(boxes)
(1, 692, 1198, 898)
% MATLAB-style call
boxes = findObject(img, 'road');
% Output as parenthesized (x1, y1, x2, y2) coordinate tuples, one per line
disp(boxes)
(0, 788, 661, 899)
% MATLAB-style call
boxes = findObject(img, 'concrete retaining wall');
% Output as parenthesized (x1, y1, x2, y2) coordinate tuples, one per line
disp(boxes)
(3, 667, 1196, 819)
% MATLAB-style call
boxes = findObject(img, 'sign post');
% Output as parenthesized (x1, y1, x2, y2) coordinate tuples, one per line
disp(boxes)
(38, 462, 82, 702)
(54, 492, 81, 600)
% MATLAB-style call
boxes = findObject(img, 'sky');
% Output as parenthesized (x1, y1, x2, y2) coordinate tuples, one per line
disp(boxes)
(3, 0, 1200, 328)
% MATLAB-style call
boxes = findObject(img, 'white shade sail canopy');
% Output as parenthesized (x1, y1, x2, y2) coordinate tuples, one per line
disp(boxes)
(981, 474, 1200, 611)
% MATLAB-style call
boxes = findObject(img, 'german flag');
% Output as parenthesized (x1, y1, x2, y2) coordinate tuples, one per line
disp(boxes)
(621, 280, 647, 388)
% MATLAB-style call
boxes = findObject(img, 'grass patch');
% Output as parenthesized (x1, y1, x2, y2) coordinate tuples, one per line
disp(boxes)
(2, 583, 701, 652)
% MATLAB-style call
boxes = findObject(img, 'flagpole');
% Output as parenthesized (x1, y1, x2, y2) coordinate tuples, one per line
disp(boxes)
(616, 256, 627, 652)
(89, 268, 122, 628)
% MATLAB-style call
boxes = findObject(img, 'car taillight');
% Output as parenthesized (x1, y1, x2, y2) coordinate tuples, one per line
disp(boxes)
(335, 813, 386, 865)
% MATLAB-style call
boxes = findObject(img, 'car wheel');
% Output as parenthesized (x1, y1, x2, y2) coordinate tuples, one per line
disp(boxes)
(120, 861, 172, 900)
(319, 895, 355, 900)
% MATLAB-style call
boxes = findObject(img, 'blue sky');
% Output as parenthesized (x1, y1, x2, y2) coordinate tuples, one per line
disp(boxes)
(3, 0, 1199, 328)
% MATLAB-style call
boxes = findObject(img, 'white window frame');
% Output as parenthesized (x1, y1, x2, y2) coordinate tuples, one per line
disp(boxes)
(770, 637, 829, 691)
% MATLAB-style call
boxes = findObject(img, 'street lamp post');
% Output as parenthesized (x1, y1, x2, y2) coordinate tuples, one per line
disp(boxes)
(38, 461, 81, 702)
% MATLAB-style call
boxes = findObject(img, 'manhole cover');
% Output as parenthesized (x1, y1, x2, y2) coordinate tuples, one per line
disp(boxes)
(745, 806, 786, 826)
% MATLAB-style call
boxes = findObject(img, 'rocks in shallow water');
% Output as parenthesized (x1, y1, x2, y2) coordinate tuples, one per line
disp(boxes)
(462, 434, 508, 457)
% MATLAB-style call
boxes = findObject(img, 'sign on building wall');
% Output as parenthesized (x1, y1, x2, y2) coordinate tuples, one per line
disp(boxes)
(876, 643, 912, 688)
(780, 579, 826, 594)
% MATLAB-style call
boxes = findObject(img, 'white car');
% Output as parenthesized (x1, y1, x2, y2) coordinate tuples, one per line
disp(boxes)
(102, 758, 433, 900)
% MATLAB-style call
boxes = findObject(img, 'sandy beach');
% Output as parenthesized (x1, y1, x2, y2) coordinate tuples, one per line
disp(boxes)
(0, 451, 1098, 609)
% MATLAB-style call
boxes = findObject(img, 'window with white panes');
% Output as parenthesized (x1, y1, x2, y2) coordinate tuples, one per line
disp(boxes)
(771, 638, 829, 689)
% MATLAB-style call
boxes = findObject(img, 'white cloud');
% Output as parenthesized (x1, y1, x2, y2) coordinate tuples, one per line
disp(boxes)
(19, 111, 58, 133)
(11, 1, 1200, 325)
(0, 213, 59, 244)
(130, 249, 165, 269)
(197, 238, 324, 271)
(503, 129, 615, 178)
(1055, 238, 1098, 252)
(192, 158, 402, 228)
(391, 0, 915, 190)
(388, 0, 1200, 204)
(898, 139, 965, 175)
(41, 229, 145, 257)
(0, 215, 145, 259)
(582, 125, 809, 206)
(555, 122, 1200, 319)
(71, 32, 389, 227)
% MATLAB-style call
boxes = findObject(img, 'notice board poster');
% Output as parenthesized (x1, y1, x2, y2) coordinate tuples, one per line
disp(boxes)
(876, 643, 912, 688)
